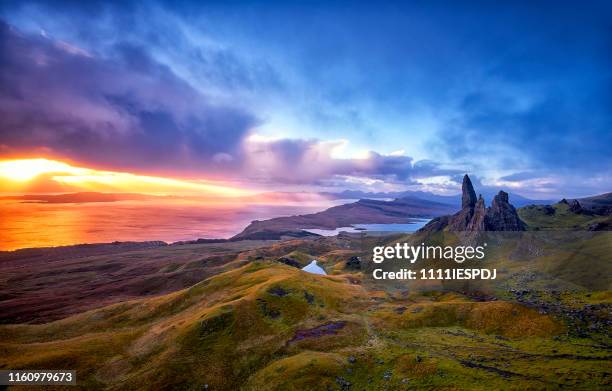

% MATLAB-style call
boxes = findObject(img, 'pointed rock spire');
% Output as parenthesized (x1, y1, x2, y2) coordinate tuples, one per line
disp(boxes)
(461, 174, 477, 209)
(420, 176, 527, 233)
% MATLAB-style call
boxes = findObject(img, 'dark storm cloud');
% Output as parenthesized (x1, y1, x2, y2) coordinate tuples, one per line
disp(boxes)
(0, 21, 257, 175)
(1, 0, 610, 196)
(0, 20, 458, 186)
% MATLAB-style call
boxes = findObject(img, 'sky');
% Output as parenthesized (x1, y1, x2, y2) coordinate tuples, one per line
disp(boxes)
(0, 0, 610, 198)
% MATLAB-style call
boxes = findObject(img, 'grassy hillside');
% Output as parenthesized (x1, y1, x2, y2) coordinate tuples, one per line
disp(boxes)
(518, 202, 611, 230)
(1, 214, 610, 390)
(1, 256, 610, 390)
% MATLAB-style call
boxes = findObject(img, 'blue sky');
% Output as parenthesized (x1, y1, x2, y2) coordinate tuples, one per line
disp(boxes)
(0, 1, 610, 198)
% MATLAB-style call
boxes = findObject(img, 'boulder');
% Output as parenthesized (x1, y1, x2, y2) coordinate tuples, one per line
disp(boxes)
(345, 256, 362, 270)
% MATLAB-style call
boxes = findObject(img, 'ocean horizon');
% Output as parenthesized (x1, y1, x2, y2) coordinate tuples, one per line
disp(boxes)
(0, 198, 348, 251)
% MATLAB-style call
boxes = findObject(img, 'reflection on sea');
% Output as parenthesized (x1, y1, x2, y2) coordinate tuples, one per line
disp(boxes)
(0, 198, 343, 251)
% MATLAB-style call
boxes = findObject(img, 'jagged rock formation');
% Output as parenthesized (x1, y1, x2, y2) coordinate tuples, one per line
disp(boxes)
(420, 174, 526, 232)
(466, 195, 486, 231)
(485, 191, 526, 231)
(558, 193, 612, 216)
(568, 199, 583, 214)
(574, 192, 612, 215)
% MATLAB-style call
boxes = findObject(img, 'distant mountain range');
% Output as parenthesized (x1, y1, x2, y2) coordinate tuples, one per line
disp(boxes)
(321, 189, 554, 208)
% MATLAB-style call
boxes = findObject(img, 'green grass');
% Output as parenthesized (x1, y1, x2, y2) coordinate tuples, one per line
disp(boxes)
(518, 202, 610, 230)
(1, 231, 610, 390)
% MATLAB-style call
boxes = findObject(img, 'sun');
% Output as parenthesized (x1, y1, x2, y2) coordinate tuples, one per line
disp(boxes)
(0, 158, 85, 182)
(0, 158, 252, 196)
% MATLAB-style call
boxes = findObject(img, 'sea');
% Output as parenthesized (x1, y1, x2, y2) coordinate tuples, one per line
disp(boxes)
(0, 198, 431, 251)
(0, 198, 343, 251)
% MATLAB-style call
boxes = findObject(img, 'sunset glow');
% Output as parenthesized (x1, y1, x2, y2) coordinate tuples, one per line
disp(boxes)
(0, 159, 85, 182)
(0, 158, 251, 196)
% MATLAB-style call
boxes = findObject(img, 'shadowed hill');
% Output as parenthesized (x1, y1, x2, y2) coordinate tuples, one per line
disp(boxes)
(519, 196, 612, 231)
(575, 192, 612, 215)
(0, 235, 364, 324)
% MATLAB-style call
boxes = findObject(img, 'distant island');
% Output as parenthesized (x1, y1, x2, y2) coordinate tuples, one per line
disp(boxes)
(0, 192, 163, 203)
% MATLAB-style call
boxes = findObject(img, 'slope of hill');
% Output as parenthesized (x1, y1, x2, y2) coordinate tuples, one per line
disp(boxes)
(0, 236, 363, 324)
(0, 240, 273, 323)
(233, 197, 456, 240)
(519, 198, 612, 231)
(1, 220, 610, 390)
(576, 192, 612, 215)
(1, 256, 609, 390)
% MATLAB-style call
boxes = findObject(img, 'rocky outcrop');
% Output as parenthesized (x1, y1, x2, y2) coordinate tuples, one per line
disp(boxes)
(421, 215, 450, 232)
(447, 207, 475, 231)
(568, 199, 583, 214)
(485, 191, 526, 231)
(574, 192, 612, 215)
(345, 256, 362, 270)
(420, 174, 526, 232)
(466, 195, 486, 231)
(559, 193, 612, 216)
(276, 257, 302, 268)
(462, 174, 478, 209)
(587, 220, 611, 231)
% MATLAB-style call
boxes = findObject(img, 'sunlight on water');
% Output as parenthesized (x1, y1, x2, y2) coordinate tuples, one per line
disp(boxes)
(304, 220, 431, 236)
(302, 260, 327, 275)
(0, 199, 340, 251)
